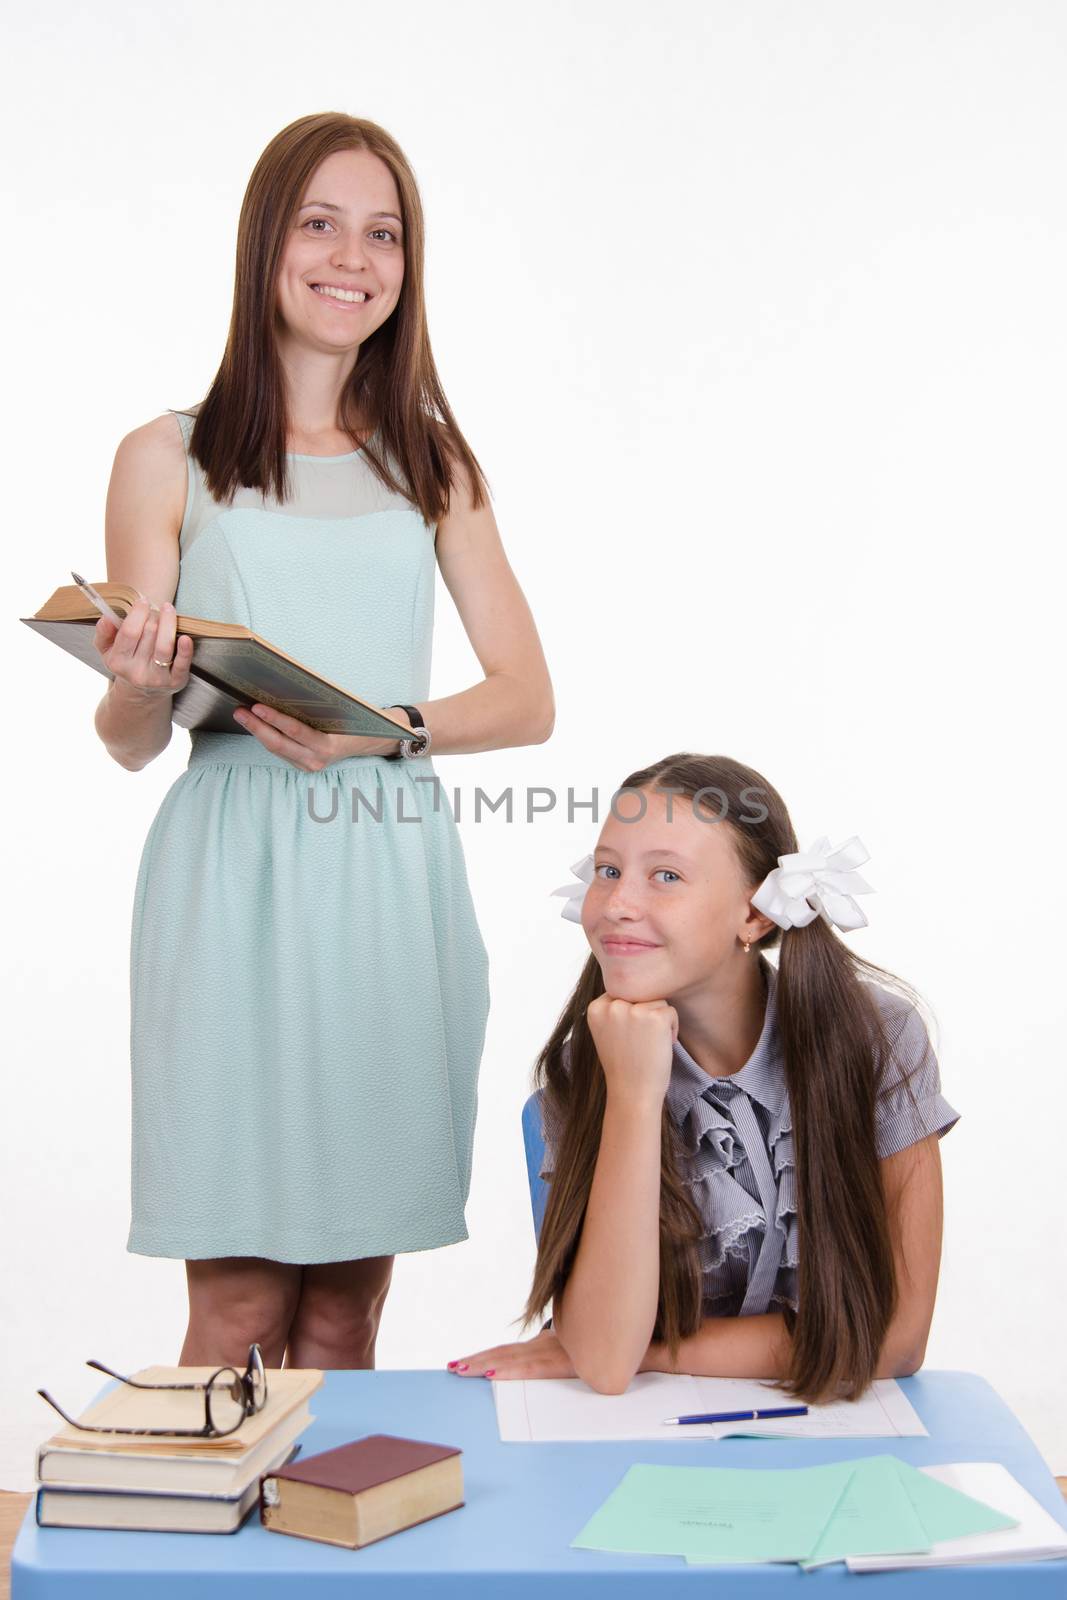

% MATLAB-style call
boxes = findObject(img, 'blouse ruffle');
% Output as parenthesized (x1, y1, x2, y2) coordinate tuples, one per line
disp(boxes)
(674, 1080, 799, 1310)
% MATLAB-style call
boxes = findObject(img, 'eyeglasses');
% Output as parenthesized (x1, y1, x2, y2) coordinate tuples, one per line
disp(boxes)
(37, 1344, 268, 1439)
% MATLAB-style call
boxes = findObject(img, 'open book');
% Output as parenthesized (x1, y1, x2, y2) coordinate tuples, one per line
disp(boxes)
(22, 580, 416, 739)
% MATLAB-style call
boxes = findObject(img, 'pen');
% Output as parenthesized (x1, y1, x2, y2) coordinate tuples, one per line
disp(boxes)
(662, 1406, 810, 1425)
(71, 570, 126, 627)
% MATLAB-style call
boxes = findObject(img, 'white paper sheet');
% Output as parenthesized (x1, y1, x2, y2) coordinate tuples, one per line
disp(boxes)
(493, 1371, 927, 1443)
(846, 1463, 1067, 1569)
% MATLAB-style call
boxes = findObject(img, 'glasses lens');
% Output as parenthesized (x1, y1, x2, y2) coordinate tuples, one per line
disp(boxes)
(248, 1348, 267, 1412)
(204, 1369, 244, 1435)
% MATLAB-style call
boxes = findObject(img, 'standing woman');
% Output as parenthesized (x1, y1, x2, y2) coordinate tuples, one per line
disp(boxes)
(92, 113, 554, 1369)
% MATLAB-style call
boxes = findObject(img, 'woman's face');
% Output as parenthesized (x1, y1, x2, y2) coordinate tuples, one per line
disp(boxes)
(275, 148, 405, 354)
(580, 786, 763, 1003)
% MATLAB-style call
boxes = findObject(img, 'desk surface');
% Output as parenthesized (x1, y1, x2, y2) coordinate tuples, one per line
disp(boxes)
(13, 1369, 1067, 1596)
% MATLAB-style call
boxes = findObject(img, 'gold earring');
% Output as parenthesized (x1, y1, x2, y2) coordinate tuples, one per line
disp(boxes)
(743, 939, 751, 954)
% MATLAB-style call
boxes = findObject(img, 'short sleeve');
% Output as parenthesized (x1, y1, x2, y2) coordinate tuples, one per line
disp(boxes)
(871, 990, 960, 1159)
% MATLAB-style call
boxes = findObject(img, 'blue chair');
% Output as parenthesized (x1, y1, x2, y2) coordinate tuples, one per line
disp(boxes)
(521, 1089, 548, 1242)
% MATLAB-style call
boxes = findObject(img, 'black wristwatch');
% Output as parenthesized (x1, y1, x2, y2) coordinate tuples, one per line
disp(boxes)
(385, 703, 432, 760)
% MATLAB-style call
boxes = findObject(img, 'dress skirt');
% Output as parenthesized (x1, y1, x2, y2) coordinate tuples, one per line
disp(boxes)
(127, 733, 491, 1263)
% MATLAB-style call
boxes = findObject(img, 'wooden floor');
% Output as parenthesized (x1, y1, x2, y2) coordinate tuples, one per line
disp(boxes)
(3, 1480, 1067, 1594)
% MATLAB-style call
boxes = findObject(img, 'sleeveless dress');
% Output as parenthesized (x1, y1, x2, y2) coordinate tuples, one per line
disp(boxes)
(126, 408, 491, 1262)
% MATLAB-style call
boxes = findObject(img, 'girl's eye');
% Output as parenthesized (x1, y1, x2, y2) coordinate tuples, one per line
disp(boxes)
(305, 218, 333, 233)
(593, 864, 679, 883)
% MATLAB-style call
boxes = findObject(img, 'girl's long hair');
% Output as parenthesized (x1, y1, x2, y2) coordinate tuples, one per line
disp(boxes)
(185, 111, 489, 522)
(523, 753, 925, 1402)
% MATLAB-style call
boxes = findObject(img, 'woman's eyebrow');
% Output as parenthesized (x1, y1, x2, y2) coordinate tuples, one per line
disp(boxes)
(298, 200, 402, 223)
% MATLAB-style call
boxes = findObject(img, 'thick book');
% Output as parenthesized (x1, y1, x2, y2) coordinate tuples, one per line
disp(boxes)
(39, 1365, 323, 1457)
(22, 580, 415, 738)
(260, 1433, 464, 1550)
(36, 1399, 313, 1494)
(36, 1439, 303, 1534)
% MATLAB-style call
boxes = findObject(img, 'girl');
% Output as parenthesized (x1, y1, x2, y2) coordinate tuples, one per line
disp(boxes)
(449, 754, 956, 1401)
(92, 112, 554, 1370)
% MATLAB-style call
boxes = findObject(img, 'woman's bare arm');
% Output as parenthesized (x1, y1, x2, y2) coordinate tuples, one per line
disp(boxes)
(93, 415, 190, 770)
(411, 450, 555, 753)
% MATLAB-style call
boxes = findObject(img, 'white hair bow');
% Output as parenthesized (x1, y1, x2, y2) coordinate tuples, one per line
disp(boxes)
(751, 836, 874, 932)
(550, 853, 595, 923)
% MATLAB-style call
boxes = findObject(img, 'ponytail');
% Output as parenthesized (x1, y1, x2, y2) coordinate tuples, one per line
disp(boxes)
(777, 916, 898, 1399)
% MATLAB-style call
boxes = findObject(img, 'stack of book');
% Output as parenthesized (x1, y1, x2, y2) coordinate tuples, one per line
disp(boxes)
(35, 1364, 323, 1533)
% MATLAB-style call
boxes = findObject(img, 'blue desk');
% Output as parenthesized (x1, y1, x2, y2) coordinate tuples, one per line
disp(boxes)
(12, 1369, 1067, 1595)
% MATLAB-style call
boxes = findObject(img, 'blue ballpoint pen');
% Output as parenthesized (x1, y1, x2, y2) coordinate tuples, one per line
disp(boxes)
(662, 1405, 810, 1425)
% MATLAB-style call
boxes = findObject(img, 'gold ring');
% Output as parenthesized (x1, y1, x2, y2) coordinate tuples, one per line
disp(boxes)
(153, 658, 171, 668)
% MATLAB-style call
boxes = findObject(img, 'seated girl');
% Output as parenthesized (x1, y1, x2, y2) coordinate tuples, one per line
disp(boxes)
(448, 752, 958, 1401)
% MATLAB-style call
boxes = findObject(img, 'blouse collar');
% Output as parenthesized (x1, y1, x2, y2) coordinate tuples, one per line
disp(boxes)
(665, 955, 786, 1123)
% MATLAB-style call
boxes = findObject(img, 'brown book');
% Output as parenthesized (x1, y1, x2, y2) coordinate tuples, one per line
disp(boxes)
(21, 580, 414, 738)
(260, 1433, 464, 1550)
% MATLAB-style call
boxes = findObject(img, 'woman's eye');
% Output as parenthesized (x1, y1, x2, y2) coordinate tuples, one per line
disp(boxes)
(370, 228, 399, 242)
(305, 218, 333, 233)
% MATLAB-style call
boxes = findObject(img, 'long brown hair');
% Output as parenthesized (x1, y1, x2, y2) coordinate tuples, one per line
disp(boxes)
(523, 753, 926, 1402)
(185, 111, 489, 522)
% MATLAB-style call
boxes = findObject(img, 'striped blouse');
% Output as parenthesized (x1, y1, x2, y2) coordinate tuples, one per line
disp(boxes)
(540, 954, 959, 1317)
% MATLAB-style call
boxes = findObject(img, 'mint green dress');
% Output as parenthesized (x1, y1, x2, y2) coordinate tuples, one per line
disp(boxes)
(127, 408, 491, 1262)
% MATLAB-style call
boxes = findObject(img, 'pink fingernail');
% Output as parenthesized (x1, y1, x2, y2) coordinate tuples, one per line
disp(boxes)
(446, 1361, 457, 1370)
(484, 1369, 496, 1378)
(457, 1362, 468, 1372)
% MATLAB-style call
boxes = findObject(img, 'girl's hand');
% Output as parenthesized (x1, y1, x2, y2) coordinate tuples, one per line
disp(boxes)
(231, 703, 405, 773)
(446, 1326, 576, 1381)
(586, 993, 678, 1110)
(93, 597, 194, 699)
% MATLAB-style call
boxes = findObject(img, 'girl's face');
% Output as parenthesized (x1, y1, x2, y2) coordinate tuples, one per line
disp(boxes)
(580, 786, 764, 1003)
(275, 148, 405, 354)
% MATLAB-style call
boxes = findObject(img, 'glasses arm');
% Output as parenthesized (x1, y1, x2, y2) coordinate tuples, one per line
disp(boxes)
(36, 1388, 225, 1438)
(85, 1359, 206, 1392)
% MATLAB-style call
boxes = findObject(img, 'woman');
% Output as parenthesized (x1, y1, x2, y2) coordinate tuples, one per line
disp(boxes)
(92, 112, 554, 1370)
(449, 754, 957, 1400)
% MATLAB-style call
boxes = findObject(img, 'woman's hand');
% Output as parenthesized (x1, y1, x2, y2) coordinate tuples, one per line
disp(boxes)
(586, 993, 678, 1111)
(231, 703, 406, 772)
(93, 597, 194, 700)
(446, 1326, 577, 1380)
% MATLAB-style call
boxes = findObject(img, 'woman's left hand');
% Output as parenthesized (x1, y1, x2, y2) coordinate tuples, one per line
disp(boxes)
(446, 1327, 577, 1380)
(232, 703, 404, 771)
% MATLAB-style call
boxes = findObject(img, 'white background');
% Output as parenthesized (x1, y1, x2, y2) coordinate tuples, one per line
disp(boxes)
(3, 1, 1064, 1491)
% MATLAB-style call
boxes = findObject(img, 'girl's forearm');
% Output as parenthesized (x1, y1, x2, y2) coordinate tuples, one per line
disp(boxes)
(411, 671, 553, 756)
(638, 1309, 925, 1385)
(640, 1311, 793, 1381)
(553, 1096, 663, 1392)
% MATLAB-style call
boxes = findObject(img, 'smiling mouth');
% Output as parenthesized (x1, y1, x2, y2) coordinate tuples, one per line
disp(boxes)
(601, 938, 661, 951)
(309, 283, 370, 304)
